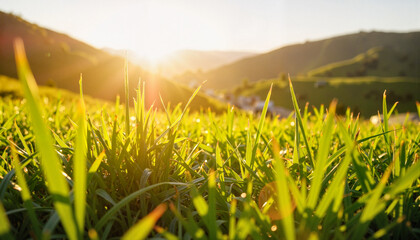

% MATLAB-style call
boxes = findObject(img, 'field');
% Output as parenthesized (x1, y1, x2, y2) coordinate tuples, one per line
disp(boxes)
(236, 76, 420, 117)
(1, 43, 420, 240)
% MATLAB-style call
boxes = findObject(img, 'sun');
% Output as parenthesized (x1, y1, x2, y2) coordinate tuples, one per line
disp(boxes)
(142, 47, 169, 64)
(100, 1, 227, 69)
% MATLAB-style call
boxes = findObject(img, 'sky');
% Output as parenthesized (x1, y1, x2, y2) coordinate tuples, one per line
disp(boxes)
(1, 0, 419, 59)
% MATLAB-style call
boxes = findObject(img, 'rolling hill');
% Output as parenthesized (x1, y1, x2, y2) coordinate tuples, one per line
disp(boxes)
(179, 31, 420, 89)
(156, 50, 257, 77)
(308, 46, 420, 77)
(235, 76, 420, 117)
(0, 11, 225, 111)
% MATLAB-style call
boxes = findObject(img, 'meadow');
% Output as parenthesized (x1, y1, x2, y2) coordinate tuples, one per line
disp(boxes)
(235, 76, 420, 116)
(0, 42, 419, 240)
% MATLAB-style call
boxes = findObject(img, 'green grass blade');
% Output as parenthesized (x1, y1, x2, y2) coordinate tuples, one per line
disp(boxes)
(96, 189, 117, 206)
(10, 144, 42, 239)
(191, 186, 209, 219)
(124, 54, 130, 134)
(229, 199, 237, 240)
(387, 160, 420, 197)
(307, 101, 337, 210)
(0, 114, 16, 136)
(0, 169, 16, 201)
(245, 121, 252, 171)
(0, 202, 14, 240)
(351, 163, 393, 240)
(14, 39, 77, 240)
(73, 76, 87, 237)
(314, 120, 353, 218)
(155, 226, 180, 240)
(170, 83, 202, 129)
(14, 122, 31, 155)
(87, 151, 105, 181)
(121, 204, 167, 240)
(52, 130, 69, 148)
(100, 111, 111, 145)
(207, 171, 217, 240)
(382, 91, 391, 155)
(288, 76, 314, 167)
(273, 138, 295, 240)
(387, 101, 398, 119)
(251, 84, 272, 167)
(95, 182, 188, 230)
(169, 203, 207, 240)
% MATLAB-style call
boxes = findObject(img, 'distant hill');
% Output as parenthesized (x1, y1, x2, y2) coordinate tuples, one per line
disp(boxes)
(157, 50, 256, 77)
(181, 31, 420, 89)
(0, 75, 106, 105)
(308, 46, 420, 77)
(103, 48, 256, 78)
(234, 76, 420, 117)
(0, 11, 225, 111)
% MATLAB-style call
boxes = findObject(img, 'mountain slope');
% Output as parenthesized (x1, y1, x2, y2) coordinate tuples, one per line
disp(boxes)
(0, 11, 225, 111)
(308, 46, 420, 77)
(190, 31, 420, 89)
(157, 50, 256, 77)
(235, 76, 420, 116)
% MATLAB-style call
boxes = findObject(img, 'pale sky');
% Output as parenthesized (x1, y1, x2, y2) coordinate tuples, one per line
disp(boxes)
(1, 0, 419, 59)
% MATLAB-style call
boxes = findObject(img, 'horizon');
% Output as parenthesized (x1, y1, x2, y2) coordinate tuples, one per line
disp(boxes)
(1, 1, 419, 60)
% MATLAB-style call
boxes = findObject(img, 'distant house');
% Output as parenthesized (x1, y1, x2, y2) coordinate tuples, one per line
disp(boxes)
(188, 80, 199, 89)
(204, 89, 215, 97)
(217, 92, 292, 118)
(223, 93, 235, 103)
(254, 100, 274, 113)
(314, 80, 328, 88)
(271, 106, 292, 118)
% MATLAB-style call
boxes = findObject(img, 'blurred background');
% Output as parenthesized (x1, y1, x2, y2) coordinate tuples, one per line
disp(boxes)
(1, 0, 419, 117)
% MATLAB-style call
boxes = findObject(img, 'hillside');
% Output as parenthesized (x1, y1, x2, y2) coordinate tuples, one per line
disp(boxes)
(0, 75, 109, 106)
(0, 11, 225, 111)
(235, 76, 420, 116)
(309, 46, 420, 77)
(157, 50, 256, 77)
(180, 31, 420, 89)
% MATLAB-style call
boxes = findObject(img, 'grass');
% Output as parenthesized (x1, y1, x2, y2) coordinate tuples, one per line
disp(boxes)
(0, 41, 419, 239)
(236, 76, 420, 116)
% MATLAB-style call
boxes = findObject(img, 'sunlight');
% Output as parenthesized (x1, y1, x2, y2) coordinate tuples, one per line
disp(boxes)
(2, 1, 420, 238)
(109, 1, 227, 65)
(142, 47, 168, 64)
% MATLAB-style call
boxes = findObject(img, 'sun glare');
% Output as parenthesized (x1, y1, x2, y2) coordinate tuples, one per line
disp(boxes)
(101, 1, 229, 67)
(142, 47, 169, 63)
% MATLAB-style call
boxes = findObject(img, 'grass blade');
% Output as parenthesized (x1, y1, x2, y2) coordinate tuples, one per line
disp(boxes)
(124, 54, 130, 134)
(382, 91, 392, 155)
(121, 204, 167, 240)
(73, 75, 87, 237)
(288, 76, 314, 167)
(314, 120, 353, 219)
(307, 100, 337, 210)
(207, 171, 218, 240)
(0, 202, 13, 240)
(251, 84, 272, 167)
(95, 182, 188, 230)
(10, 144, 42, 239)
(351, 163, 393, 240)
(273, 138, 295, 240)
(14, 39, 77, 240)
(387, 160, 420, 197)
